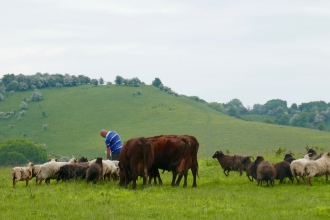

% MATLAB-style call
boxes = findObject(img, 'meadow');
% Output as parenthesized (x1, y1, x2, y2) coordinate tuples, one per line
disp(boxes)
(1, 84, 330, 219)
(1, 156, 330, 220)
(1, 84, 330, 160)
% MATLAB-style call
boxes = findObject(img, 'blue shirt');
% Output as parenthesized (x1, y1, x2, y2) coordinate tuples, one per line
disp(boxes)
(105, 131, 122, 154)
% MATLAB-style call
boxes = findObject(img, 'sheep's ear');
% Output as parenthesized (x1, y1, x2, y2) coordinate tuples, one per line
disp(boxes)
(55, 158, 59, 162)
(328, 152, 330, 156)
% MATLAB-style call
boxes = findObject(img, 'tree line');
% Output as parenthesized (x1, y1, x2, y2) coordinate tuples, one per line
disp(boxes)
(1, 73, 329, 131)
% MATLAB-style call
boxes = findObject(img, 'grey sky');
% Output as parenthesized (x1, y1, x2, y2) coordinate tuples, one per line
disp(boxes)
(1, 0, 330, 107)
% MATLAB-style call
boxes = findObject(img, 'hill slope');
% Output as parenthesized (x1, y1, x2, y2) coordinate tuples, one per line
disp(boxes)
(1, 84, 330, 159)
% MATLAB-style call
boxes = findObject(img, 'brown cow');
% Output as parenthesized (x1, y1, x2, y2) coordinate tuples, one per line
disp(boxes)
(147, 134, 199, 187)
(119, 137, 154, 190)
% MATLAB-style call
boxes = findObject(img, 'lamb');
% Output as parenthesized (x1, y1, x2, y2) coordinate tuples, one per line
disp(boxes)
(273, 161, 293, 183)
(86, 157, 103, 184)
(241, 156, 256, 182)
(283, 153, 296, 164)
(255, 156, 276, 187)
(37, 156, 77, 184)
(11, 162, 34, 188)
(304, 152, 330, 186)
(290, 154, 311, 184)
(212, 151, 234, 176)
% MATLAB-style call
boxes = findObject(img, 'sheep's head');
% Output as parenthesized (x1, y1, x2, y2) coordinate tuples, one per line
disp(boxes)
(254, 156, 265, 164)
(212, 151, 223, 159)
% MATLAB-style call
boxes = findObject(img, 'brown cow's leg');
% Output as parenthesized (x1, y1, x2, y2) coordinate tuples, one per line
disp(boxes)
(171, 172, 178, 186)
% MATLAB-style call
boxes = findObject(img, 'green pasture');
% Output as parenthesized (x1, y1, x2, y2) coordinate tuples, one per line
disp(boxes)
(1, 84, 330, 160)
(1, 157, 330, 220)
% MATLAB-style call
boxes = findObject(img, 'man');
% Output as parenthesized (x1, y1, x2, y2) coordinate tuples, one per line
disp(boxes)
(100, 129, 123, 160)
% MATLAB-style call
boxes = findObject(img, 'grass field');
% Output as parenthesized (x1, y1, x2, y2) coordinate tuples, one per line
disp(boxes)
(1, 156, 330, 220)
(1, 84, 330, 161)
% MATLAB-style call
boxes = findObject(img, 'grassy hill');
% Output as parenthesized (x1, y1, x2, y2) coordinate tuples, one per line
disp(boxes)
(1, 84, 330, 159)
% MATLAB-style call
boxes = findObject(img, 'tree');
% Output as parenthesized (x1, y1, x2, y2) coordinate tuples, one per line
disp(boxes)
(18, 82, 28, 90)
(99, 77, 104, 85)
(20, 101, 28, 110)
(0, 138, 48, 166)
(228, 106, 238, 117)
(152, 78, 162, 87)
(115, 76, 124, 85)
(262, 99, 288, 115)
(1, 73, 15, 85)
(207, 102, 226, 113)
(274, 113, 290, 125)
(6, 80, 19, 91)
(91, 79, 98, 86)
(31, 89, 43, 101)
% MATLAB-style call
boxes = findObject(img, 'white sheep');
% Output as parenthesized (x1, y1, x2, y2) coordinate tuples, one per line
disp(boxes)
(89, 159, 119, 180)
(32, 159, 58, 184)
(37, 157, 77, 184)
(290, 154, 311, 184)
(11, 162, 34, 188)
(305, 152, 330, 186)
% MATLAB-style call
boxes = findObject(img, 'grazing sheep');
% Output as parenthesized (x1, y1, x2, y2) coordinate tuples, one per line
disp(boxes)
(11, 162, 34, 188)
(241, 156, 256, 182)
(86, 157, 103, 184)
(283, 153, 296, 164)
(255, 156, 276, 187)
(37, 157, 77, 184)
(89, 159, 119, 181)
(304, 152, 330, 186)
(32, 158, 58, 184)
(56, 163, 89, 182)
(273, 161, 293, 183)
(290, 154, 311, 184)
(212, 151, 234, 176)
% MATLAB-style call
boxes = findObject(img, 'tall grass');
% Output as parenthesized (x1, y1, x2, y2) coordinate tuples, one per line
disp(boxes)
(1, 157, 330, 220)
(1, 84, 330, 160)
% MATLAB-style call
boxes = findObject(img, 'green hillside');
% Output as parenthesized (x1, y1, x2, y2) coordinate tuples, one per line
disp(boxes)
(1, 84, 330, 159)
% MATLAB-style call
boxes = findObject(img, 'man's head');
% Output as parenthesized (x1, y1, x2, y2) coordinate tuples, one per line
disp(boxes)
(100, 129, 108, 138)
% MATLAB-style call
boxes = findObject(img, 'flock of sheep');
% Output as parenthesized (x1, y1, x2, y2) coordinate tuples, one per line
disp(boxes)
(212, 148, 330, 186)
(11, 147, 330, 188)
(11, 156, 119, 188)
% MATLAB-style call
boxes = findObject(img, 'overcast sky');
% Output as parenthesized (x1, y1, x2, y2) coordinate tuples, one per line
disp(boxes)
(1, 0, 330, 107)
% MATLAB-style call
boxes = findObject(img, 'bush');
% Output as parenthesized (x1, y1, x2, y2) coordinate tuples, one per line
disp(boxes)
(0, 138, 48, 166)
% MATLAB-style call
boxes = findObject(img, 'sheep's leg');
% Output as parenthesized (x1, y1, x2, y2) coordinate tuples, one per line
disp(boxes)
(26, 179, 29, 187)
(224, 170, 229, 176)
(247, 175, 253, 182)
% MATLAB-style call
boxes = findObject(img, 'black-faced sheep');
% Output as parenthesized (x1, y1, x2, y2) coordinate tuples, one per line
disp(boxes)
(241, 156, 256, 182)
(11, 162, 34, 188)
(304, 152, 330, 186)
(283, 153, 296, 164)
(273, 161, 293, 183)
(212, 151, 234, 176)
(86, 157, 103, 184)
(290, 154, 311, 184)
(255, 156, 276, 187)
(307, 148, 322, 160)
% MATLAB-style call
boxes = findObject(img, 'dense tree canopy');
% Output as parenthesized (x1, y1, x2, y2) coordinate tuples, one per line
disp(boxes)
(0, 138, 48, 166)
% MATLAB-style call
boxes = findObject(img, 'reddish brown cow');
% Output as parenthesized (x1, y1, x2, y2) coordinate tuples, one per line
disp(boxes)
(147, 134, 199, 187)
(119, 137, 154, 190)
